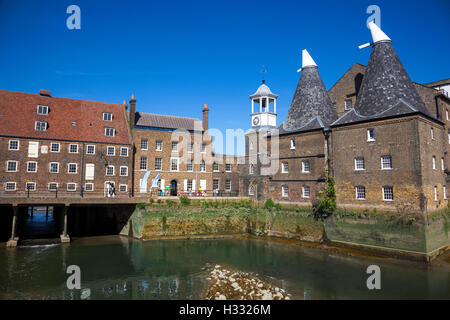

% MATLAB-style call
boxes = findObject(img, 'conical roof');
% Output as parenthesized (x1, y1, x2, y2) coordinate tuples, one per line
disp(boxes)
(281, 50, 337, 133)
(354, 24, 429, 117)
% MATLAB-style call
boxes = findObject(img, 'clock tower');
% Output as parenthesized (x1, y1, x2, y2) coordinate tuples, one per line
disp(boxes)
(250, 80, 277, 129)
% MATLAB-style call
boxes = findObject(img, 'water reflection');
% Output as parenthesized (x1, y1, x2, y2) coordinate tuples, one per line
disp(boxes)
(0, 236, 449, 300)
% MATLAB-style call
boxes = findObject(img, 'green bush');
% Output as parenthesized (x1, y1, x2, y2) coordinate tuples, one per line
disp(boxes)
(312, 176, 336, 221)
(136, 203, 146, 209)
(180, 196, 191, 206)
(275, 203, 282, 211)
(264, 199, 275, 210)
(166, 199, 175, 207)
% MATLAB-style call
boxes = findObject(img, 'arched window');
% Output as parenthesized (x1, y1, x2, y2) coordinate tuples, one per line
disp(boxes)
(249, 164, 254, 174)
(249, 185, 255, 196)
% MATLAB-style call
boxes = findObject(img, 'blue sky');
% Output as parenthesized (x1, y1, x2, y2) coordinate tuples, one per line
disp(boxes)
(0, 0, 449, 154)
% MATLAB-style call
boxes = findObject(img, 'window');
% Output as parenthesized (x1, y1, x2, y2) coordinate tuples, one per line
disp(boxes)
(355, 157, 365, 170)
(5, 182, 16, 191)
(282, 162, 288, 173)
(213, 179, 219, 190)
(447, 110, 449, 121)
(7, 161, 17, 172)
(48, 183, 58, 191)
(140, 157, 147, 170)
(442, 158, 445, 171)
(226, 164, 231, 172)
(186, 159, 193, 171)
(172, 142, 178, 152)
(171, 158, 179, 171)
(381, 156, 392, 170)
(68, 163, 77, 174)
(37, 105, 48, 115)
(155, 158, 162, 171)
(434, 185, 438, 201)
(367, 129, 375, 141)
(302, 185, 310, 198)
(444, 186, 447, 200)
(187, 179, 193, 191)
(290, 139, 296, 150)
(282, 185, 289, 197)
(345, 99, 352, 110)
(67, 183, 77, 192)
(200, 160, 206, 172)
(431, 128, 435, 140)
(201, 144, 206, 153)
(8, 140, 19, 150)
(120, 166, 128, 176)
(225, 179, 231, 191)
(106, 165, 115, 176)
(432, 156, 437, 170)
(141, 139, 148, 150)
(249, 185, 255, 196)
(105, 127, 115, 137)
(35, 121, 47, 131)
(120, 147, 128, 157)
(382, 186, 394, 201)
(249, 164, 254, 175)
(26, 182, 36, 191)
(86, 145, 95, 155)
(448, 133, 450, 145)
(27, 161, 37, 173)
(155, 140, 163, 151)
(107, 146, 115, 156)
(302, 160, 310, 173)
(119, 185, 127, 192)
(85, 183, 94, 192)
(356, 186, 366, 200)
(103, 112, 112, 121)
(49, 162, 59, 173)
(51, 143, 60, 152)
(213, 162, 219, 172)
(69, 144, 78, 153)
(187, 143, 194, 153)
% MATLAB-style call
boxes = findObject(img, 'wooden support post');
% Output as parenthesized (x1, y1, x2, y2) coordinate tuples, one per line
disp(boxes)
(60, 205, 70, 243)
(7, 205, 19, 247)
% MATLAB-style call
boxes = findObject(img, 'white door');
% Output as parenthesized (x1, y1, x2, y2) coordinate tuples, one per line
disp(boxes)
(85, 164, 94, 180)
(200, 179, 206, 190)
(28, 141, 39, 158)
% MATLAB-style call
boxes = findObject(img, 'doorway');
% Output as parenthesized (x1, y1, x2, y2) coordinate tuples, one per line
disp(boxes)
(170, 180, 177, 196)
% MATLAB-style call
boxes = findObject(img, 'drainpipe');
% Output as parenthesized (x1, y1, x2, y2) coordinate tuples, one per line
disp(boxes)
(80, 143, 85, 197)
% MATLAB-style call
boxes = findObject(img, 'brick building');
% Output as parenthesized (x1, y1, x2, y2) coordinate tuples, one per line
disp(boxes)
(0, 89, 133, 198)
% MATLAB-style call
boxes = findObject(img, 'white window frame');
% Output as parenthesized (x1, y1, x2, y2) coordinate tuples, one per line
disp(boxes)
(213, 162, 219, 172)
(354, 157, 365, 171)
(49, 162, 59, 173)
(5, 182, 16, 191)
(225, 179, 231, 192)
(105, 127, 115, 137)
(103, 112, 113, 121)
(382, 186, 394, 201)
(302, 160, 310, 173)
(432, 156, 437, 170)
(120, 166, 128, 177)
(139, 157, 147, 170)
(69, 144, 78, 154)
(106, 165, 115, 176)
(35, 121, 47, 131)
(441, 158, 445, 171)
(355, 186, 366, 200)
(249, 164, 254, 175)
(155, 140, 163, 151)
(8, 140, 19, 151)
(120, 147, 129, 157)
(170, 157, 179, 172)
(48, 182, 58, 191)
(225, 163, 231, 172)
(27, 161, 37, 173)
(141, 139, 148, 150)
(155, 157, 162, 171)
(172, 141, 178, 152)
(6, 160, 18, 172)
(187, 143, 194, 153)
(367, 129, 375, 142)
(434, 185, 438, 201)
(86, 145, 96, 155)
(85, 183, 94, 192)
(282, 185, 289, 197)
(68, 163, 78, 174)
(302, 185, 310, 198)
(431, 128, 435, 140)
(25, 182, 36, 191)
(67, 183, 77, 192)
(119, 184, 128, 193)
(344, 99, 352, 110)
(446, 109, 449, 121)
(37, 105, 48, 115)
(107, 146, 115, 156)
(381, 156, 392, 170)
(282, 162, 288, 173)
(50, 143, 60, 153)
(249, 185, 255, 196)
(290, 139, 296, 150)
(213, 179, 219, 190)
(186, 159, 193, 172)
(200, 160, 206, 172)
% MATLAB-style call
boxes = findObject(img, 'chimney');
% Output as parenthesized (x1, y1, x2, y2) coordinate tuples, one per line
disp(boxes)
(123, 99, 128, 111)
(39, 89, 51, 97)
(202, 103, 209, 132)
(129, 94, 136, 132)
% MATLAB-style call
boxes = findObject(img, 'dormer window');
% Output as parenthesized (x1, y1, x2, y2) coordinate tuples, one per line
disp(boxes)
(35, 121, 47, 131)
(105, 127, 115, 137)
(344, 99, 352, 110)
(37, 105, 48, 115)
(290, 139, 296, 150)
(103, 112, 113, 121)
(367, 129, 375, 142)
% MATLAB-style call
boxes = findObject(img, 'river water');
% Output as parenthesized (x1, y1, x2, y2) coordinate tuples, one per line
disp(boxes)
(0, 236, 449, 300)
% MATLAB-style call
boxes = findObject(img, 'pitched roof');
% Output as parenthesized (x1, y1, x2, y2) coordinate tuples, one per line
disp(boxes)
(424, 78, 450, 88)
(280, 64, 337, 133)
(0, 90, 132, 144)
(135, 112, 202, 131)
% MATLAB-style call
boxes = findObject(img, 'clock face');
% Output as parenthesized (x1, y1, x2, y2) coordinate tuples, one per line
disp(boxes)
(253, 116, 260, 126)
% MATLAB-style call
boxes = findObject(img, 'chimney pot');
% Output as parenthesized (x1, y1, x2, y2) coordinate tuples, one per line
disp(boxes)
(39, 90, 51, 97)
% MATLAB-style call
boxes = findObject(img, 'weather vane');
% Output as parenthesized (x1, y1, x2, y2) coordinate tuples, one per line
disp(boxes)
(261, 65, 267, 82)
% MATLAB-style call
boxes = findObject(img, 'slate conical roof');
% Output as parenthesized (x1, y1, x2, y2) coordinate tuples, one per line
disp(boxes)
(281, 50, 337, 133)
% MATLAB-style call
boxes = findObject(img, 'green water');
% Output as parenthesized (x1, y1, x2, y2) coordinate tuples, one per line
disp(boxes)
(0, 236, 449, 300)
